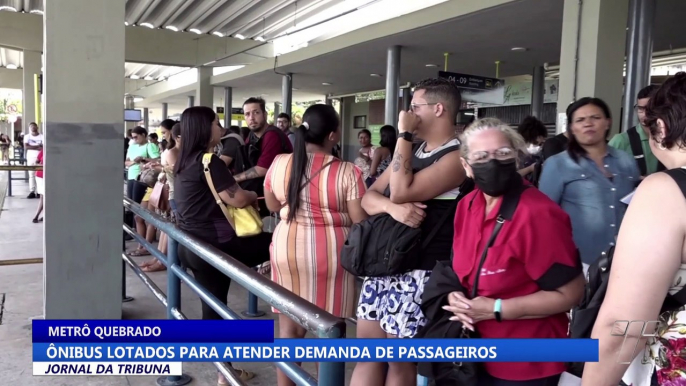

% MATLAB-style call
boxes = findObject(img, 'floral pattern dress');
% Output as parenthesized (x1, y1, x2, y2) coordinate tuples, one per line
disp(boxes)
(623, 265, 686, 386)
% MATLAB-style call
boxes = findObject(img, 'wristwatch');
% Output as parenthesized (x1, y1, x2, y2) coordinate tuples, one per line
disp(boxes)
(399, 131, 413, 142)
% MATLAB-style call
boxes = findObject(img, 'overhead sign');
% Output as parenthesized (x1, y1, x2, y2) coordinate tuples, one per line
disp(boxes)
(438, 71, 505, 105)
(500, 80, 559, 106)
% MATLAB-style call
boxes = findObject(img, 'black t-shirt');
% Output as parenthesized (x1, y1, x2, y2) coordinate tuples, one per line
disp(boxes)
(220, 136, 243, 173)
(174, 153, 237, 245)
(542, 133, 568, 161)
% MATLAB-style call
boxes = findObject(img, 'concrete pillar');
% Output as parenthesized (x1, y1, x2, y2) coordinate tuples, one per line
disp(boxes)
(385, 46, 401, 127)
(282, 73, 292, 117)
(622, 0, 655, 132)
(402, 87, 412, 112)
(196, 66, 213, 107)
(223, 87, 232, 128)
(23, 50, 41, 132)
(43, 0, 124, 319)
(143, 107, 149, 129)
(531, 66, 545, 119)
(556, 0, 629, 135)
(161, 102, 168, 120)
(187, 95, 195, 108)
(274, 103, 281, 117)
(325, 96, 332, 106)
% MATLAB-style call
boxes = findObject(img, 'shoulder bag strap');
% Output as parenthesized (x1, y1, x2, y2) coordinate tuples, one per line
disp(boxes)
(278, 159, 336, 210)
(470, 183, 527, 299)
(627, 127, 647, 176)
(202, 153, 236, 229)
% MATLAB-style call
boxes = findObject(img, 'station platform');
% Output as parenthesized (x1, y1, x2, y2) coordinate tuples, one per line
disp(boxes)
(0, 171, 358, 385)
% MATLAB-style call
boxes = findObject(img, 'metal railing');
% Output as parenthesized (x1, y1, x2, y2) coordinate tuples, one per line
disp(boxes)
(122, 197, 346, 386)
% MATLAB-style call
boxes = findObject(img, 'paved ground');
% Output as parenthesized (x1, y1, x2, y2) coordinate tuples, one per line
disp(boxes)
(0, 172, 359, 385)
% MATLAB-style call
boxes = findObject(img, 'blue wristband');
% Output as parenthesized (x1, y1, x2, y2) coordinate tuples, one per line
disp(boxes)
(494, 299, 502, 322)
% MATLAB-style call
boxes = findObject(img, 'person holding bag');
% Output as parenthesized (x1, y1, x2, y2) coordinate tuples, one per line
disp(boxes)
(442, 118, 584, 386)
(350, 78, 469, 386)
(173, 106, 270, 383)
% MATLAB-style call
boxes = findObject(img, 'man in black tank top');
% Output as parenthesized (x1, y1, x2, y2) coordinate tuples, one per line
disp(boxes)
(351, 77, 471, 385)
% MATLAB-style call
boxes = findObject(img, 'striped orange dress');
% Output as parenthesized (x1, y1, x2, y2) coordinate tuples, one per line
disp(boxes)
(264, 152, 366, 317)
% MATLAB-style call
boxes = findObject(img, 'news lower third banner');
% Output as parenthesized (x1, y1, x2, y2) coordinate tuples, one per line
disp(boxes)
(33, 320, 599, 376)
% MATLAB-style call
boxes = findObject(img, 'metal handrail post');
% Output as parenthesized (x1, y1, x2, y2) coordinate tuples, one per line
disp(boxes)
(317, 326, 347, 386)
(7, 169, 11, 197)
(158, 238, 192, 386)
(122, 217, 134, 303)
(242, 267, 265, 318)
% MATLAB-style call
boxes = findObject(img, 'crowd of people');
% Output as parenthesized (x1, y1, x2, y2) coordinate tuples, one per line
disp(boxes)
(118, 73, 686, 386)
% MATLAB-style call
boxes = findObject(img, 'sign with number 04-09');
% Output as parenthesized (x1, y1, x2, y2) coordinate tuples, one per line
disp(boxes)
(612, 320, 659, 364)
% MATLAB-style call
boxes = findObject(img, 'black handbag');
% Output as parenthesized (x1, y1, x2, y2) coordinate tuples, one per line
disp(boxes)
(433, 183, 526, 386)
(340, 204, 455, 277)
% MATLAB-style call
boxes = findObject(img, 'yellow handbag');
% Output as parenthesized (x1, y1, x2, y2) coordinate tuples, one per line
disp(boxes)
(202, 153, 263, 237)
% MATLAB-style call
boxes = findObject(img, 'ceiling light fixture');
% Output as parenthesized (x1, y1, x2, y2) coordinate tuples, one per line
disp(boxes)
(134, 97, 144, 103)
(189, 28, 202, 35)
(165, 26, 178, 32)
(0, 6, 17, 12)
(254, 36, 265, 42)
(511, 47, 527, 52)
(212, 31, 224, 37)
(425, 64, 438, 68)
(6, 64, 17, 69)
(234, 34, 245, 40)
(144, 76, 154, 81)
(322, 82, 332, 86)
(140, 22, 155, 29)
(124, 21, 129, 26)
(370, 73, 382, 77)
(130, 74, 140, 79)
(29, 9, 43, 15)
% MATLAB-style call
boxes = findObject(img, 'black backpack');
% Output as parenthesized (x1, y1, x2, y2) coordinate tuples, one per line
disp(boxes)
(567, 168, 686, 377)
(341, 178, 474, 277)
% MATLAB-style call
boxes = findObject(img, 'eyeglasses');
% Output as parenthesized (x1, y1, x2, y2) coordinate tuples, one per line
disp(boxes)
(634, 105, 647, 113)
(467, 147, 515, 164)
(410, 103, 438, 112)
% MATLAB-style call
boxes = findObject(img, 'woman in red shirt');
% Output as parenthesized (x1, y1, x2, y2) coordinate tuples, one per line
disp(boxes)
(444, 118, 584, 385)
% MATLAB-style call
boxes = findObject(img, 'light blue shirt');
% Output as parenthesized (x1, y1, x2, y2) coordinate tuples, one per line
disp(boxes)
(539, 147, 640, 265)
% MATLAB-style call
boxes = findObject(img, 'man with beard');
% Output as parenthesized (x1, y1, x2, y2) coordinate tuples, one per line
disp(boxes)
(233, 97, 292, 216)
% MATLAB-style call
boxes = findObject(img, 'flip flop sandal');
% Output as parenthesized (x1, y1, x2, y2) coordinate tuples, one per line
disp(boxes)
(129, 249, 151, 257)
(142, 262, 166, 272)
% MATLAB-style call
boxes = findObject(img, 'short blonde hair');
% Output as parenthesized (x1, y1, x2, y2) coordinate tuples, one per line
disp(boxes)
(460, 118, 527, 161)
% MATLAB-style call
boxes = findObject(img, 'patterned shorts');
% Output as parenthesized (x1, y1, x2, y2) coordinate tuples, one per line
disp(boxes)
(356, 270, 431, 338)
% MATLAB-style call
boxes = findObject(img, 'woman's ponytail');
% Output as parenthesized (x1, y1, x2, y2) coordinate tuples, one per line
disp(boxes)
(286, 124, 309, 223)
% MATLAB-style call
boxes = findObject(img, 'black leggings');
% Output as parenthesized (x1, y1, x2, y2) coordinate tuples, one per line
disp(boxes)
(177, 232, 272, 320)
(127, 179, 148, 203)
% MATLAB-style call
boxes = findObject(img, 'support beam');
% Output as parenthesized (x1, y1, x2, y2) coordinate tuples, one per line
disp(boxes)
(143, 107, 149, 129)
(402, 87, 412, 112)
(43, 0, 124, 319)
(196, 66, 213, 107)
(282, 73, 292, 117)
(274, 102, 281, 117)
(187, 95, 195, 108)
(23, 50, 41, 132)
(0, 11, 261, 67)
(531, 66, 545, 119)
(556, 0, 629, 135)
(161, 103, 168, 120)
(325, 96, 332, 106)
(385, 46, 401, 127)
(223, 87, 232, 128)
(622, 0, 655, 132)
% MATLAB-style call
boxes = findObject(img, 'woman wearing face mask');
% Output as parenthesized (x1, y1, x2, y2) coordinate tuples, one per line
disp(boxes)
(516, 116, 547, 186)
(440, 118, 584, 385)
(539, 98, 640, 274)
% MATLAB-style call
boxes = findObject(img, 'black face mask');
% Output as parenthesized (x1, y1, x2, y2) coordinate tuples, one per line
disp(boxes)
(469, 158, 518, 197)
